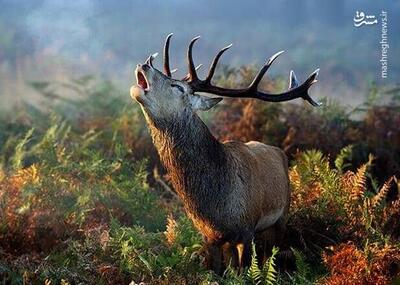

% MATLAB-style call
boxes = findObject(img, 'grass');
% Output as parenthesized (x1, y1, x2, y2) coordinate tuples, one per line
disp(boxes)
(0, 73, 399, 284)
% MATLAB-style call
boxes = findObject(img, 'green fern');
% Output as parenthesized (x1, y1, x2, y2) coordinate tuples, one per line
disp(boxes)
(262, 246, 279, 285)
(11, 128, 34, 170)
(334, 145, 353, 172)
(292, 248, 311, 280)
(223, 264, 245, 285)
(296, 149, 341, 208)
(246, 242, 262, 284)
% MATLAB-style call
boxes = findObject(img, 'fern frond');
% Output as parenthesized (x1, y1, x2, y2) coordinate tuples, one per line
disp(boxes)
(334, 145, 353, 172)
(11, 128, 34, 170)
(292, 248, 311, 279)
(164, 215, 178, 245)
(289, 165, 301, 191)
(246, 242, 262, 285)
(372, 176, 394, 209)
(349, 164, 367, 201)
(262, 246, 279, 285)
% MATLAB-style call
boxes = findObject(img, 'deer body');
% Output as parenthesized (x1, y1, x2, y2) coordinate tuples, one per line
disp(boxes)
(146, 109, 290, 243)
(130, 34, 319, 272)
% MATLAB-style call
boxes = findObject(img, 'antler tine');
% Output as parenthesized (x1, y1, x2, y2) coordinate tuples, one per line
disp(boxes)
(288, 70, 299, 90)
(145, 52, 158, 68)
(182, 64, 203, 81)
(306, 68, 320, 86)
(187, 36, 201, 81)
(205, 44, 233, 84)
(248, 50, 284, 91)
(301, 69, 321, 106)
(163, 33, 173, 76)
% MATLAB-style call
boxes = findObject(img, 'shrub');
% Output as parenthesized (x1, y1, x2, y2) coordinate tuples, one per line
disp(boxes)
(0, 120, 166, 254)
(322, 242, 400, 285)
(1, 74, 400, 284)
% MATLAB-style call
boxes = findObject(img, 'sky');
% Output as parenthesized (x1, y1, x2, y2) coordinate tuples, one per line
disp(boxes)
(0, 0, 399, 107)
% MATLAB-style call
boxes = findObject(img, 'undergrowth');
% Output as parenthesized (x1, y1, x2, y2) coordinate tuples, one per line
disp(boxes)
(0, 74, 399, 284)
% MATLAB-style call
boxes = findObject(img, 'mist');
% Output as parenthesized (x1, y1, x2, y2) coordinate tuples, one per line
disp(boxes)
(1, 0, 399, 107)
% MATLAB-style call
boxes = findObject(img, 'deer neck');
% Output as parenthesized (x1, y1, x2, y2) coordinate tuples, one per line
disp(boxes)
(145, 110, 227, 197)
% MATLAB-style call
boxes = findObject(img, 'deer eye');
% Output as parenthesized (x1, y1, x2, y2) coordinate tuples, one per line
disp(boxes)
(171, 83, 185, 93)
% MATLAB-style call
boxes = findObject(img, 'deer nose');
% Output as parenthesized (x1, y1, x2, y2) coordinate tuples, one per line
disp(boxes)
(138, 63, 150, 71)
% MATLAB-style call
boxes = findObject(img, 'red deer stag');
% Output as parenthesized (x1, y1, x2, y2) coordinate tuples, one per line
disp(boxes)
(130, 34, 320, 273)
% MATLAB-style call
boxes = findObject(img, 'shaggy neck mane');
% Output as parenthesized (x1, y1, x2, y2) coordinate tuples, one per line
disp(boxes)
(145, 110, 228, 204)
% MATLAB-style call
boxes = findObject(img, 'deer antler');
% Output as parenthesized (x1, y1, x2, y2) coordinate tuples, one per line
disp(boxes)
(163, 33, 173, 76)
(163, 34, 321, 106)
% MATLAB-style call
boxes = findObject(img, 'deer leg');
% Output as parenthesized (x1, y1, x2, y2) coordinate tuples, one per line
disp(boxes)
(222, 242, 239, 269)
(254, 217, 287, 267)
(239, 231, 254, 269)
(273, 217, 295, 271)
(274, 216, 287, 245)
(263, 216, 287, 253)
(204, 239, 224, 275)
(254, 230, 268, 265)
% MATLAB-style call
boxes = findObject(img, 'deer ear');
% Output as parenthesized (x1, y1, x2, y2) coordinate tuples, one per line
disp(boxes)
(189, 94, 222, 111)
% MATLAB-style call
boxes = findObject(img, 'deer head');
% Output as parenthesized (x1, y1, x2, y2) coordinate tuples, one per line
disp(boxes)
(130, 34, 320, 121)
(130, 58, 222, 122)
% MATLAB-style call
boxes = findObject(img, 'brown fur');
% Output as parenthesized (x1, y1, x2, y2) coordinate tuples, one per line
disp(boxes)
(131, 63, 291, 272)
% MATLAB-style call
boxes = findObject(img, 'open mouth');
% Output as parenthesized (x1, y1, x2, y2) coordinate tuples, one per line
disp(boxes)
(136, 70, 149, 91)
